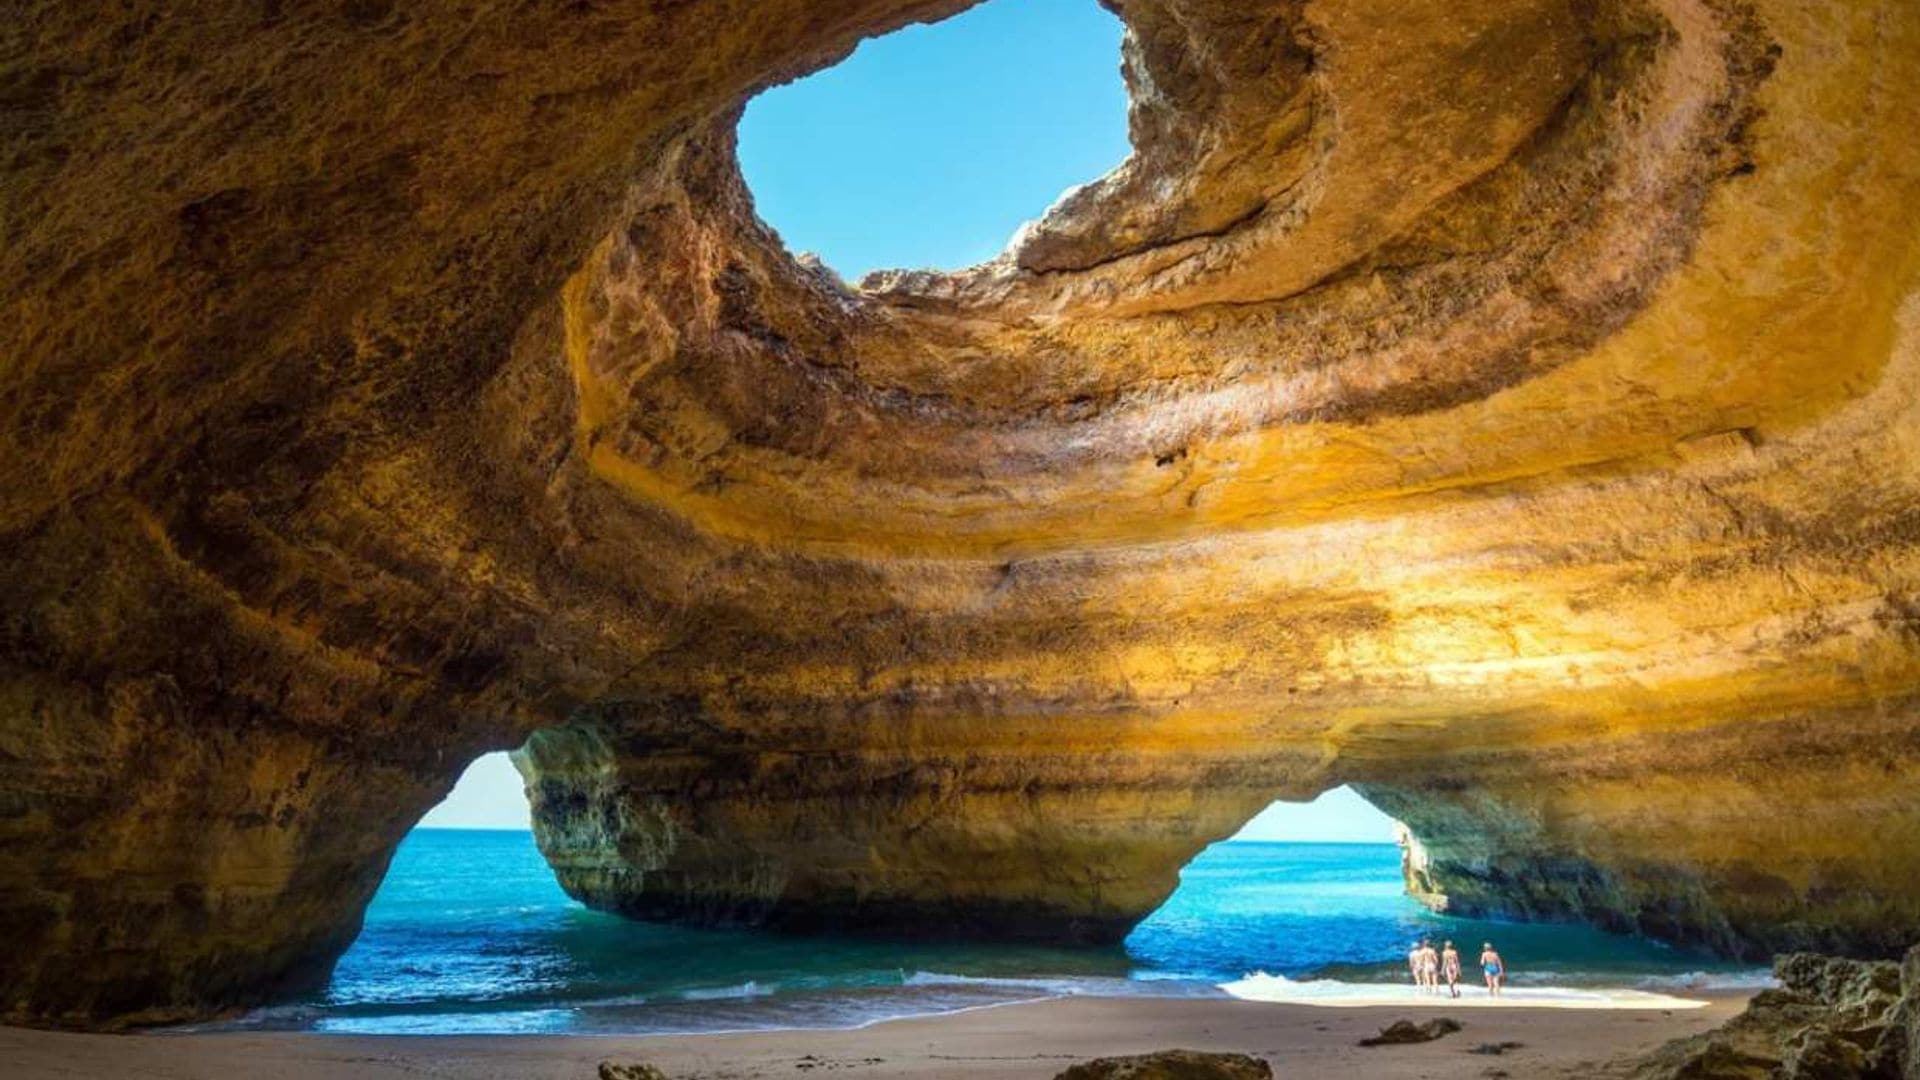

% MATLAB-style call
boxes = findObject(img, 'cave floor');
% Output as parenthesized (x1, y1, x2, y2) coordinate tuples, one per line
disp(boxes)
(0, 993, 1746, 1079)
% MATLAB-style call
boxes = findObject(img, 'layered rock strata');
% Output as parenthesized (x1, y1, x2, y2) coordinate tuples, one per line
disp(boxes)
(517, 710, 1303, 942)
(3, 0, 1920, 1028)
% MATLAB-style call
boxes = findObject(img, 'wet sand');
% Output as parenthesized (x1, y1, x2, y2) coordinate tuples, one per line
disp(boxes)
(0, 991, 1745, 1079)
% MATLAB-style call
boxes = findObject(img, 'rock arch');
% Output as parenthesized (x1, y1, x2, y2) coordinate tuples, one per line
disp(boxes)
(3, 0, 1919, 1028)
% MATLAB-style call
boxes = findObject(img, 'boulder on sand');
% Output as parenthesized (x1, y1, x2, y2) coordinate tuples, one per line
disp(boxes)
(1598, 947, 1920, 1079)
(1052, 1049, 1274, 1080)
(1357, 1017, 1464, 1046)
(598, 1063, 669, 1080)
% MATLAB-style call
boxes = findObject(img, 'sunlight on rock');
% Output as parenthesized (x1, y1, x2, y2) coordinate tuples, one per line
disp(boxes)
(5, 0, 1920, 1040)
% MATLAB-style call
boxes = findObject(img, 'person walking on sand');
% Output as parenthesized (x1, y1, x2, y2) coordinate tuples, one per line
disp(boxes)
(1441, 940, 1462, 998)
(1417, 939, 1440, 994)
(1480, 942, 1505, 996)
(1407, 940, 1426, 991)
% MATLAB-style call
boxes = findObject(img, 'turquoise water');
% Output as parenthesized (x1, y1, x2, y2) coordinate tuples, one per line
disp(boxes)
(219, 830, 1756, 1034)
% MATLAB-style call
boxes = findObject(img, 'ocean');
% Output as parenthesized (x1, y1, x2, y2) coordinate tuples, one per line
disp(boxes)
(211, 829, 1762, 1034)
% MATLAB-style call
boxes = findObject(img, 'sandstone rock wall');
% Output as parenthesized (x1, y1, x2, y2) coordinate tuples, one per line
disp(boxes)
(516, 708, 1308, 942)
(1358, 696, 1920, 960)
(4, 0, 1920, 1027)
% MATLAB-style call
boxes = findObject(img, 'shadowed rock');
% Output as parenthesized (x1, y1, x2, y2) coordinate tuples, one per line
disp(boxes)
(1596, 947, 1920, 1079)
(1053, 1049, 1273, 1080)
(1358, 1017, 1464, 1046)
(598, 1064, 669, 1080)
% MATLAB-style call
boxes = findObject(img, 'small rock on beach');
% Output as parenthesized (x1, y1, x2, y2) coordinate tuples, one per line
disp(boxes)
(1052, 1048, 1275, 1079)
(1358, 1017, 1465, 1046)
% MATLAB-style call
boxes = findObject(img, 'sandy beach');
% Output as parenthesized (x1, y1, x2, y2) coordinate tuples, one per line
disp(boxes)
(0, 991, 1747, 1080)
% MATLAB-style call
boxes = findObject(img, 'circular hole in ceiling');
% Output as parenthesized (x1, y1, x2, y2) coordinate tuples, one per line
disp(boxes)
(738, 0, 1130, 284)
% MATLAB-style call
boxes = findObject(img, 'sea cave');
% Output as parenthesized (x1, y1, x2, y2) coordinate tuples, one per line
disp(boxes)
(3, 0, 1920, 1062)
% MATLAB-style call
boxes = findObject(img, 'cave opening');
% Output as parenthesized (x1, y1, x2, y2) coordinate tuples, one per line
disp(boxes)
(314, 751, 585, 1032)
(1122, 785, 1421, 981)
(288, 768, 1762, 1034)
(1123, 786, 1767, 998)
(736, 0, 1130, 281)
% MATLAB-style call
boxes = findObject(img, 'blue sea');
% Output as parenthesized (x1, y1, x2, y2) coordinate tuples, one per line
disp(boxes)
(213, 830, 1760, 1034)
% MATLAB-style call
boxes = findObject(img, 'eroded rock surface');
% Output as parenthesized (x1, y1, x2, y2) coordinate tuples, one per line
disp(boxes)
(1595, 948, 1919, 1079)
(517, 712, 1288, 942)
(3, 0, 1920, 1027)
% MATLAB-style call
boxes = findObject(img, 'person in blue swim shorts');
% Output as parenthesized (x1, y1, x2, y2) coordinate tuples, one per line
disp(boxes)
(1479, 942, 1505, 996)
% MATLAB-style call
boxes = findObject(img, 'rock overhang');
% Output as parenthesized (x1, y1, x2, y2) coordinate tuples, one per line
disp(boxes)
(2, 0, 1919, 1028)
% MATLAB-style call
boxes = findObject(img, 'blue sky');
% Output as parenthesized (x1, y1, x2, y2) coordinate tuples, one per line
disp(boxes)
(416, 752, 532, 830)
(1230, 786, 1397, 843)
(737, 0, 1132, 279)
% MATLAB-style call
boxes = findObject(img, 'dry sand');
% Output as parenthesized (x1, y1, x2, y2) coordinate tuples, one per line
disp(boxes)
(0, 991, 1745, 1079)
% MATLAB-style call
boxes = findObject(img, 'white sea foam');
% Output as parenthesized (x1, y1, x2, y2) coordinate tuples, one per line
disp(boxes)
(903, 970, 1223, 999)
(1219, 971, 1712, 1010)
(1634, 969, 1778, 992)
(680, 980, 775, 1001)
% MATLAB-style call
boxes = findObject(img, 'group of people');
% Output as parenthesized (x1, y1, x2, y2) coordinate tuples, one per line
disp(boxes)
(1407, 939, 1504, 997)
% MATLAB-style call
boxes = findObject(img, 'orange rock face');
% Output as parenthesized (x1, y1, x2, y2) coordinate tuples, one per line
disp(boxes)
(3, 0, 1919, 1028)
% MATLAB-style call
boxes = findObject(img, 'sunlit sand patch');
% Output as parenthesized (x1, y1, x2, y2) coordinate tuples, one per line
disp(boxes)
(1219, 973, 1713, 1010)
